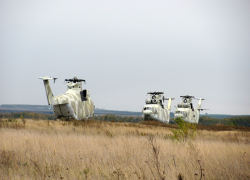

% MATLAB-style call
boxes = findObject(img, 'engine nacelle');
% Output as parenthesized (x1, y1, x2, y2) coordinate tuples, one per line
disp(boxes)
(145, 99, 151, 104)
(151, 99, 158, 104)
(177, 103, 191, 108)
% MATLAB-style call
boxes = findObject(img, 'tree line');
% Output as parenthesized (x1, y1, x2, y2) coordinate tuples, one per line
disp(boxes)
(0, 112, 250, 127)
(90, 114, 143, 123)
(0, 112, 55, 120)
(199, 116, 250, 127)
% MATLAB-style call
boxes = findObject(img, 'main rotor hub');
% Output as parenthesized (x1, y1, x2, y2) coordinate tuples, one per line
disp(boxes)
(180, 95, 194, 103)
(147, 92, 164, 95)
(65, 77, 86, 83)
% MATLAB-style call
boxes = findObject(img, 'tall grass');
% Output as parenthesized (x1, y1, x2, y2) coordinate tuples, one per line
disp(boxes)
(0, 119, 249, 179)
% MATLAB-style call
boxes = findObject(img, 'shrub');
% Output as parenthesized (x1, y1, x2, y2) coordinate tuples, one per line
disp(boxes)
(170, 117, 197, 142)
(20, 114, 26, 126)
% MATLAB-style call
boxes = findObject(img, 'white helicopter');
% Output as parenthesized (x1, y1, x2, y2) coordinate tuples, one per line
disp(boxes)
(142, 92, 175, 123)
(174, 95, 208, 123)
(39, 76, 94, 120)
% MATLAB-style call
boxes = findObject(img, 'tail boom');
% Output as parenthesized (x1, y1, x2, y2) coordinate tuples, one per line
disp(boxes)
(166, 98, 175, 110)
(39, 77, 55, 105)
(197, 98, 205, 109)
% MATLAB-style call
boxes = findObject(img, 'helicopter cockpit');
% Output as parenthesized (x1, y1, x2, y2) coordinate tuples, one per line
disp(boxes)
(144, 107, 153, 111)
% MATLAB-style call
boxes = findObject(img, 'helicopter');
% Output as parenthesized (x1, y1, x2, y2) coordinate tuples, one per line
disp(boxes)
(39, 76, 94, 120)
(142, 92, 175, 123)
(174, 95, 208, 123)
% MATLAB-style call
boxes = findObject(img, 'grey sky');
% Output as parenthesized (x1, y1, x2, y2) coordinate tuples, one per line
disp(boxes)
(1, 0, 250, 115)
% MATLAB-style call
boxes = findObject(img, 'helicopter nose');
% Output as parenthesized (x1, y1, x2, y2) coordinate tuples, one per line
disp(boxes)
(143, 110, 153, 115)
(175, 114, 183, 117)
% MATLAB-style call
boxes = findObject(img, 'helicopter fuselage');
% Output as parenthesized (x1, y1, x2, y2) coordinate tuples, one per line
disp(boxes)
(40, 77, 94, 120)
(143, 104, 169, 123)
(174, 96, 205, 124)
(174, 106, 199, 123)
(142, 93, 174, 123)
(53, 88, 94, 120)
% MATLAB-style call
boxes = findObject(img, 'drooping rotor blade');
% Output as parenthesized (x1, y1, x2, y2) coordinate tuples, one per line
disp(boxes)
(197, 108, 209, 111)
(180, 95, 195, 99)
(147, 92, 164, 95)
(65, 77, 86, 83)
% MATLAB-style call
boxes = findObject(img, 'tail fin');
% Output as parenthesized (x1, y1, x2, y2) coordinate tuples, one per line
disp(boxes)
(197, 98, 205, 109)
(166, 98, 175, 110)
(39, 77, 56, 105)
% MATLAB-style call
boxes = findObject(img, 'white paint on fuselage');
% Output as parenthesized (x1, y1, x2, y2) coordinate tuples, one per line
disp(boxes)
(40, 76, 94, 120)
(174, 97, 205, 124)
(142, 104, 170, 123)
(174, 107, 199, 123)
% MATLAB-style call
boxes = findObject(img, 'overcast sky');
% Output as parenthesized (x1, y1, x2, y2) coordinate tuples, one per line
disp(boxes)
(1, 0, 250, 115)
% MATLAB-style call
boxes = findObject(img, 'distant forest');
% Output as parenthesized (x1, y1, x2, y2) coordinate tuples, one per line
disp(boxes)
(199, 116, 250, 127)
(1, 111, 250, 127)
(0, 112, 55, 120)
(1, 104, 249, 119)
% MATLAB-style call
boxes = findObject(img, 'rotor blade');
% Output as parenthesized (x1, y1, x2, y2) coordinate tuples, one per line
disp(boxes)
(147, 92, 164, 95)
(197, 108, 209, 111)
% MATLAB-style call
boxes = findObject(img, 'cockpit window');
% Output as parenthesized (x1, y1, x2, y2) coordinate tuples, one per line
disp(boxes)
(175, 111, 187, 116)
(144, 107, 152, 111)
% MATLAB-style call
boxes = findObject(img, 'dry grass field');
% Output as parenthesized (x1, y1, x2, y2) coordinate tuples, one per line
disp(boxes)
(0, 119, 250, 180)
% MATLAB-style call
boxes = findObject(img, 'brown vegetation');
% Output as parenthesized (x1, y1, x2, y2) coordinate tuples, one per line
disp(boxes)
(0, 119, 250, 179)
